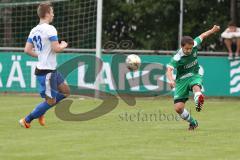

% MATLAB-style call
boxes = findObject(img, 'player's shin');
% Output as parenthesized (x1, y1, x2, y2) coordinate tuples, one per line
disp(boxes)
(180, 108, 196, 124)
(194, 92, 202, 104)
(25, 102, 52, 123)
(194, 91, 204, 111)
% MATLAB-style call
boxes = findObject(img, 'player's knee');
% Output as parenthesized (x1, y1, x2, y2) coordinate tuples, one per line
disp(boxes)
(60, 85, 70, 97)
(46, 98, 56, 106)
(175, 107, 182, 114)
(192, 85, 201, 92)
(174, 104, 184, 114)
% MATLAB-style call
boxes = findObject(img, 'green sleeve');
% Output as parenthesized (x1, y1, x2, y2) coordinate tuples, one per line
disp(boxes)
(194, 36, 202, 47)
(167, 58, 178, 69)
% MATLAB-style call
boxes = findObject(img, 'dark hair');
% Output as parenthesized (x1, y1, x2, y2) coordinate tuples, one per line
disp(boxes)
(228, 21, 237, 27)
(37, 3, 52, 18)
(181, 36, 194, 46)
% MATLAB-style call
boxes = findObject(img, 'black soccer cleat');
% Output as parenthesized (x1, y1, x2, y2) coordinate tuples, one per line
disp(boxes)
(188, 120, 198, 130)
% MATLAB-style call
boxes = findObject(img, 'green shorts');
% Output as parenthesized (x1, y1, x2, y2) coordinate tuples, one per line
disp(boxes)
(174, 74, 203, 103)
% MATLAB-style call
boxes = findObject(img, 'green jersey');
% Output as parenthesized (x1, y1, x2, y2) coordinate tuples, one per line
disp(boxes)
(167, 37, 202, 80)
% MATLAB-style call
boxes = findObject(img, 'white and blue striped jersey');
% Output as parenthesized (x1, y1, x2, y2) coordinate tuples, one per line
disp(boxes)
(27, 23, 58, 70)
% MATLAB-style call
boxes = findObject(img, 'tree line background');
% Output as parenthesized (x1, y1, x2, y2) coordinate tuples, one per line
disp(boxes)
(0, 0, 239, 51)
(103, 0, 235, 51)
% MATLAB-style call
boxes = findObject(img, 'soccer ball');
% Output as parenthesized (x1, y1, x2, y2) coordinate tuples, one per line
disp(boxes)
(125, 54, 141, 71)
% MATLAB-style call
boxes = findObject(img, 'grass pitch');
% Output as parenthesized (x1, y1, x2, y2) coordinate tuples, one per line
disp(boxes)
(0, 95, 240, 160)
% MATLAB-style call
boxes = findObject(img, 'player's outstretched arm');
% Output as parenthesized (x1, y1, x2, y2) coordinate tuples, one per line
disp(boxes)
(51, 41, 68, 53)
(166, 67, 175, 89)
(24, 42, 38, 58)
(199, 25, 220, 41)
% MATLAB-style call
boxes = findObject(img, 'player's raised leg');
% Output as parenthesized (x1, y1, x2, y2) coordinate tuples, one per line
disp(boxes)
(192, 85, 204, 112)
(189, 74, 204, 112)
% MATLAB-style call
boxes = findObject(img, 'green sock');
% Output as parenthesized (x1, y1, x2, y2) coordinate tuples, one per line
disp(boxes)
(180, 108, 196, 124)
(187, 115, 196, 124)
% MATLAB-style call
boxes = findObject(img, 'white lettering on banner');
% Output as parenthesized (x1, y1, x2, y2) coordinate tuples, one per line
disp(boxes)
(141, 70, 159, 90)
(78, 62, 116, 90)
(78, 62, 95, 89)
(95, 63, 116, 90)
(229, 61, 240, 93)
(0, 63, 2, 87)
(6, 59, 26, 88)
(119, 63, 141, 91)
(1, 57, 205, 92)
(26, 61, 37, 88)
(142, 64, 164, 91)
(126, 71, 141, 91)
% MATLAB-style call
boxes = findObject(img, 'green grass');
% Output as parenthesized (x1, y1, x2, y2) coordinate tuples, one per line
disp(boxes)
(0, 95, 240, 160)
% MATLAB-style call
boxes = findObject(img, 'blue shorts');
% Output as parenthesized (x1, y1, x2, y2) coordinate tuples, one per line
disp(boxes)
(36, 71, 65, 99)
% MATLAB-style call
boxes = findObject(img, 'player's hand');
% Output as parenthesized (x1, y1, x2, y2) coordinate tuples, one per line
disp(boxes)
(168, 80, 176, 89)
(60, 41, 68, 48)
(211, 25, 220, 33)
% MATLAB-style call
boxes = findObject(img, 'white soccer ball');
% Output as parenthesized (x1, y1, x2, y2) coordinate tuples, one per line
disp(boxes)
(125, 54, 141, 71)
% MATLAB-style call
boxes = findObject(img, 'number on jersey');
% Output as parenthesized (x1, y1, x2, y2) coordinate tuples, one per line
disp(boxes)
(33, 35, 42, 51)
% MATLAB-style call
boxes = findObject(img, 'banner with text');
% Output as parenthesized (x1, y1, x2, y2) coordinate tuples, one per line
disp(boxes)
(0, 52, 237, 96)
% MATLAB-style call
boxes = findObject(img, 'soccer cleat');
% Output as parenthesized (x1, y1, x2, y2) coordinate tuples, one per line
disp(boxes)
(38, 115, 45, 126)
(188, 120, 198, 130)
(19, 118, 31, 128)
(196, 94, 204, 112)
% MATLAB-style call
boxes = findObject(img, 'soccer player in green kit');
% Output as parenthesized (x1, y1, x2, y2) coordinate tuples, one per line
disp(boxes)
(166, 25, 220, 130)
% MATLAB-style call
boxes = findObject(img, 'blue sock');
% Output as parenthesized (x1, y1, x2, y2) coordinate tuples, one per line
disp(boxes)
(25, 101, 52, 123)
(25, 93, 66, 123)
(56, 93, 66, 103)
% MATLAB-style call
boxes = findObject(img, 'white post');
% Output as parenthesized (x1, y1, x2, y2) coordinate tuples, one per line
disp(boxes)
(95, 0, 103, 98)
(178, 0, 183, 48)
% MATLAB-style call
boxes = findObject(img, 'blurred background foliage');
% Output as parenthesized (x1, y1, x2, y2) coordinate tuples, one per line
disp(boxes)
(0, 0, 239, 51)
(103, 0, 234, 51)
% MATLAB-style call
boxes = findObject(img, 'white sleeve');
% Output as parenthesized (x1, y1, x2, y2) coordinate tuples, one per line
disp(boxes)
(26, 30, 33, 43)
(47, 25, 58, 41)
